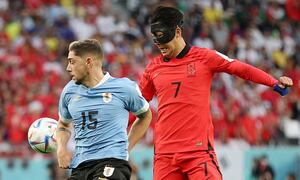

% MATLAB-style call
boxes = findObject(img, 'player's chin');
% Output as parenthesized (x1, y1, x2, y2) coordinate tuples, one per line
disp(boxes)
(161, 48, 174, 57)
(70, 75, 75, 80)
(161, 51, 171, 58)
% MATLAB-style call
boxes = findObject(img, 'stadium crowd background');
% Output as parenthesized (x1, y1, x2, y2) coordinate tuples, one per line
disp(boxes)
(0, 0, 299, 179)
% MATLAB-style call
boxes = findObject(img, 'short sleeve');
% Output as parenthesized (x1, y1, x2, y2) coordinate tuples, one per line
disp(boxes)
(125, 81, 149, 116)
(58, 87, 73, 123)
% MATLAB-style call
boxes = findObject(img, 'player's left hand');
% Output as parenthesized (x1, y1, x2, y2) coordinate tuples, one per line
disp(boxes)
(57, 148, 73, 169)
(273, 76, 293, 96)
(277, 76, 293, 88)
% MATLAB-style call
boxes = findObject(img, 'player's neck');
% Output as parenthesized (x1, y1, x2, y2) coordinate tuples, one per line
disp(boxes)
(173, 38, 186, 58)
(84, 69, 104, 88)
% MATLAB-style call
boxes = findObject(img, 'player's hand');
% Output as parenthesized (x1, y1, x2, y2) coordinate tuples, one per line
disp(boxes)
(277, 76, 293, 88)
(273, 76, 293, 96)
(57, 148, 73, 169)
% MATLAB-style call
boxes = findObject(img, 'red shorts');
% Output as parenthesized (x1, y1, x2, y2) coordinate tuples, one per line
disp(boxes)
(154, 150, 222, 180)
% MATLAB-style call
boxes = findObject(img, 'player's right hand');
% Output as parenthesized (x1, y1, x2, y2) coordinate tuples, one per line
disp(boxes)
(57, 148, 73, 169)
(278, 76, 293, 88)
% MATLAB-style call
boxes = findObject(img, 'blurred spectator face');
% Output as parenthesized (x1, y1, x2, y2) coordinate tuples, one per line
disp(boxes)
(286, 173, 296, 180)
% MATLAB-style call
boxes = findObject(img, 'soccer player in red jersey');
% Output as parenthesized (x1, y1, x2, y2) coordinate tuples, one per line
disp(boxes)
(139, 6, 293, 180)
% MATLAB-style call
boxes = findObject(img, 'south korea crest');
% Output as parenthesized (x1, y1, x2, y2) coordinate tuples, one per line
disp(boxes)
(102, 93, 112, 103)
(103, 166, 115, 177)
(187, 62, 196, 77)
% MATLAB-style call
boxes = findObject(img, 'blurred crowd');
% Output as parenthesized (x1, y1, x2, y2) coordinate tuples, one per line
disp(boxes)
(0, 0, 299, 164)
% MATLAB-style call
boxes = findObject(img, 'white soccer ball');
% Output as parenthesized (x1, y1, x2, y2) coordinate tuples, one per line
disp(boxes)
(28, 117, 58, 153)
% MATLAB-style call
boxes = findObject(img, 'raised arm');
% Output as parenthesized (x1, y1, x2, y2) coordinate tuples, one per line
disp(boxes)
(205, 50, 293, 95)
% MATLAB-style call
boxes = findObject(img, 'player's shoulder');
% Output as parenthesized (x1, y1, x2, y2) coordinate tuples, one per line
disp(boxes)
(188, 46, 221, 63)
(110, 76, 136, 88)
(59, 80, 79, 100)
(189, 46, 213, 56)
(145, 56, 160, 68)
(109, 77, 138, 95)
(144, 55, 164, 74)
(62, 80, 78, 93)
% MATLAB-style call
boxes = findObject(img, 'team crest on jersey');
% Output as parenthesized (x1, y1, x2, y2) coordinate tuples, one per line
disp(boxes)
(103, 166, 115, 177)
(102, 93, 112, 103)
(187, 63, 196, 77)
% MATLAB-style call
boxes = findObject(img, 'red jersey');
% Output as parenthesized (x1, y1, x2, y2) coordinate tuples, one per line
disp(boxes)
(139, 45, 278, 154)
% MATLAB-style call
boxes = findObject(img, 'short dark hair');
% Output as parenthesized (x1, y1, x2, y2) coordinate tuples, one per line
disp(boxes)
(150, 6, 184, 28)
(69, 39, 103, 59)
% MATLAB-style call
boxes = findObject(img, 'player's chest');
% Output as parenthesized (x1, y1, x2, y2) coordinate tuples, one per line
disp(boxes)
(67, 92, 123, 118)
(151, 61, 211, 91)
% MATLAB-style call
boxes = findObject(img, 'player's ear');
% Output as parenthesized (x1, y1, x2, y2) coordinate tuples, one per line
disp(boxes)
(176, 26, 181, 37)
(85, 57, 92, 66)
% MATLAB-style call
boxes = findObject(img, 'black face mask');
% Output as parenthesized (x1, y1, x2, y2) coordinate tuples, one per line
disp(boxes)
(150, 22, 176, 44)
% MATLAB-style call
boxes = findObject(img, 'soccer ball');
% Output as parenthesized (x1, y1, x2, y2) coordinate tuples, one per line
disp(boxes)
(28, 117, 58, 153)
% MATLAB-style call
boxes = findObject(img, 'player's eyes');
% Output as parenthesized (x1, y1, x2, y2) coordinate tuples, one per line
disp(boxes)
(68, 60, 75, 64)
(152, 32, 164, 38)
(156, 34, 163, 38)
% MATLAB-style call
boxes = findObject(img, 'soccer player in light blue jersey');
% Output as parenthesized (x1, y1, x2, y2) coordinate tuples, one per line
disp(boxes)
(56, 39, 152, 180)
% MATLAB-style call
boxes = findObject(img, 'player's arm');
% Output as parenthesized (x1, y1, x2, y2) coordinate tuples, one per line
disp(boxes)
(227, 61, 293, 95)
(207, 50, 293, 95)
(139, 65, 156, 102)
(56, 117, 73, 169)
(128, 108, 152, 153)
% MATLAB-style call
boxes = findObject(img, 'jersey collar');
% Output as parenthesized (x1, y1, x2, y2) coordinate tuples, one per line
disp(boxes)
(176, 43, 191, 59)
(163, 43, 191, 62)
(92, 72, 111, 88)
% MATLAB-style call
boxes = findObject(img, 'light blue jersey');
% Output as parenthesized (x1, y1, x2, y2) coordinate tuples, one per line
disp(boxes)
(58, 73, 149, 168)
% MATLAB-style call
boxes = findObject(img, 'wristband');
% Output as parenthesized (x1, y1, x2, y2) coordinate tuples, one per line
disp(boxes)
(273, 84, 289, 96)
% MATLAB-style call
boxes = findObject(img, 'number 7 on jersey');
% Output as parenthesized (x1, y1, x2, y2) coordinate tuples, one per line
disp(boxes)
(171, 81, 181, 98)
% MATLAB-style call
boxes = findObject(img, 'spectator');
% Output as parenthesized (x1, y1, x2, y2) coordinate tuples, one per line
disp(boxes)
(252, 155, 275, 180)
(0, 0, 298, 165)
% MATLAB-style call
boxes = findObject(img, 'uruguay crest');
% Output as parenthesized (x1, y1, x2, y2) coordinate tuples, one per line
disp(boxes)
(102, 93, 112, 103)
